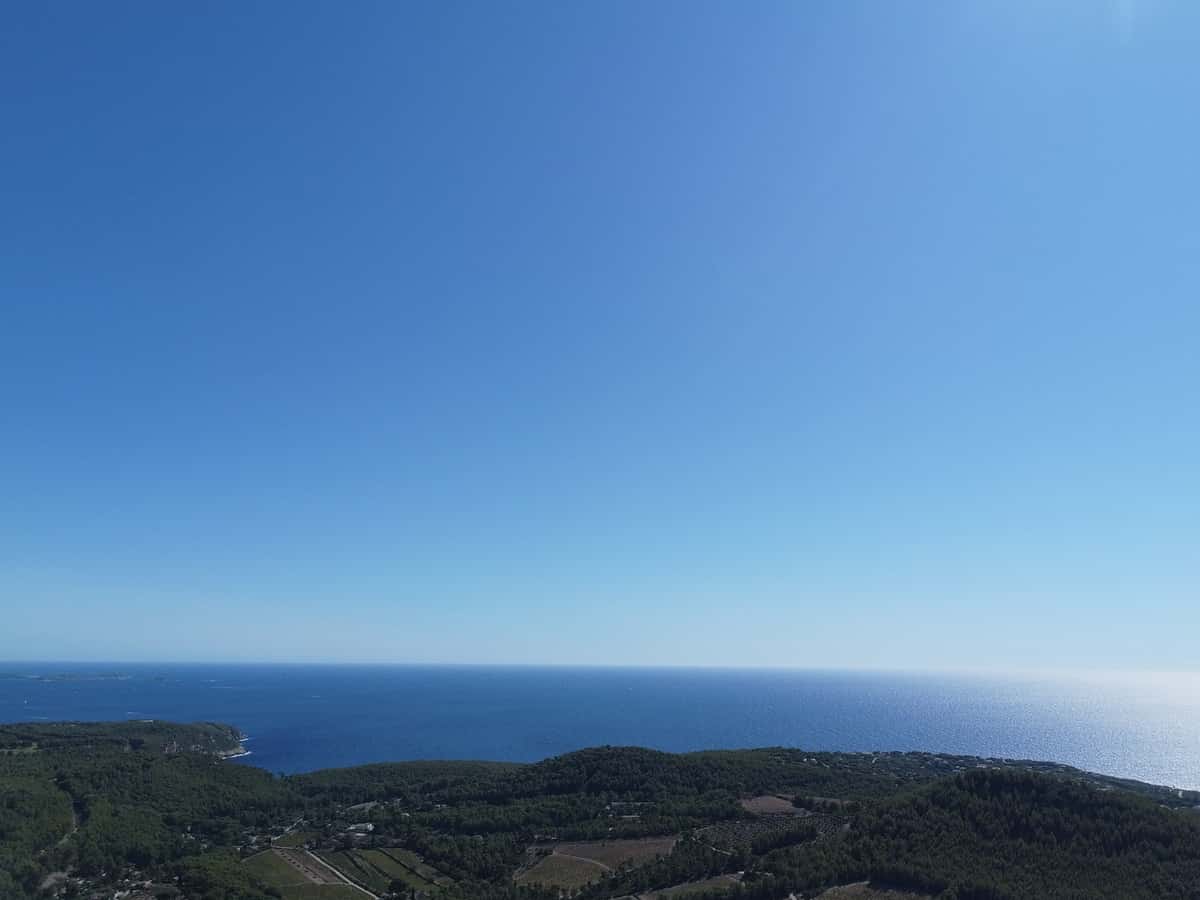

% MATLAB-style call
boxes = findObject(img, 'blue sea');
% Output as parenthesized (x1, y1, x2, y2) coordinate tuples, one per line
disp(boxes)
(2, 663, 1198, 791)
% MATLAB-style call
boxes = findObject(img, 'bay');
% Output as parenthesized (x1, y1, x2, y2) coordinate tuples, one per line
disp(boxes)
(1, 662, 1197, 791)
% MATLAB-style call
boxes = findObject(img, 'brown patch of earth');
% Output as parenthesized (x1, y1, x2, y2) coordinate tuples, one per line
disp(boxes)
(554, 836, 678, 868)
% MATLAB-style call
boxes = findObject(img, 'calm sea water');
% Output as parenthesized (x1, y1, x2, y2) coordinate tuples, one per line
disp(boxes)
(1, 663, 1197, 790)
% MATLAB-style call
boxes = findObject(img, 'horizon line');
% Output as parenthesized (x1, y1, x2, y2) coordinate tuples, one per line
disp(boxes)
(3, 659, 1198, 678)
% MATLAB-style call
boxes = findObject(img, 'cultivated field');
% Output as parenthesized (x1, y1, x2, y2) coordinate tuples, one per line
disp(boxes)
(319, 851, 392, 894)
(698, 811, 844, 850)
(242, 849, 365, 900)
(554, 837, 678, 868)
(816, 883, 931, 899)
(359, 848, 448, 892)
(516, 853, 608, 890)
(376, 847, 455, 888)
(274, 830, 321, 848)
(277, 849, 346, 884)
(637, 874, 741, 898)
(244, 850, 310, 886)
(739, 794, 803, 815)
(354, 850, 424, 892)
(314, 847, 452, 895)
(517, 836, 678, 889)
(280, 886, 365, 900)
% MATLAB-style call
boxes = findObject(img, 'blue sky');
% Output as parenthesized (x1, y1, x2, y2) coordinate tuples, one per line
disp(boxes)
(2, 2, 1196, 668)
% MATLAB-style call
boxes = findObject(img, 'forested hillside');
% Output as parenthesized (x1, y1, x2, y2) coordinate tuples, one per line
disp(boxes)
(3, 722, 1200, 900)
(758, 770, 1200, 900)
(0, 722, 289, 899)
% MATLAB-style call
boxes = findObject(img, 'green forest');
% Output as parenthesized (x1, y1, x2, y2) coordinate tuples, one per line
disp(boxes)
(2, 721, 1200, 900)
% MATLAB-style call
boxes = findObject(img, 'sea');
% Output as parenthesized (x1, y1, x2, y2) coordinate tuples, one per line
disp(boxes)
(2, 663, 1198, 791)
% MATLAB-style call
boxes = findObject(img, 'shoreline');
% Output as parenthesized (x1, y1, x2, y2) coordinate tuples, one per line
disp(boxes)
(220, 733, 252, 760)
(208, 741, 1200, 800)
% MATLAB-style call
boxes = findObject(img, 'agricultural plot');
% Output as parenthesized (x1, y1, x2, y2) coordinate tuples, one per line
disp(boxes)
(243, 849, 364, 900)
(275, 830, 321, 848)
(739, 794, 804, 815)
(319, 851, 391, 894)
(316, 848, 452, 895)
(637, 874, 741, 898)
(553, 837, 677, 868)
(697, 812, 843, 850)
(816, 884, 931, 899)
(276, 849, 346, 884)
(244, 850, 310, 887)
(358, 849, 440, 892)
(376, 847, 455, 888)
(516, 852, 608, 890)
(356, 849, 426, 891)
(281, 886, 366, 900)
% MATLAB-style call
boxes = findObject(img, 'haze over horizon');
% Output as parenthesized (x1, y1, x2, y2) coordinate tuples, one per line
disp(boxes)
(4, 2, 1197, 670)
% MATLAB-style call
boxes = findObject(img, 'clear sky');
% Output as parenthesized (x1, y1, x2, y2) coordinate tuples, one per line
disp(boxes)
(2, 2, 1196, 669)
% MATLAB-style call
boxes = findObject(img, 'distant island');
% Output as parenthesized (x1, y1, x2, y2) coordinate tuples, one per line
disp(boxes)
(2, 720, 1199, 900)
(0, 672, 135, 682)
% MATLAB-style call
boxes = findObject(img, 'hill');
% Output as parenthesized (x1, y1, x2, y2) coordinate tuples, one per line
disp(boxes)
(2, 722, 1199, 900)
